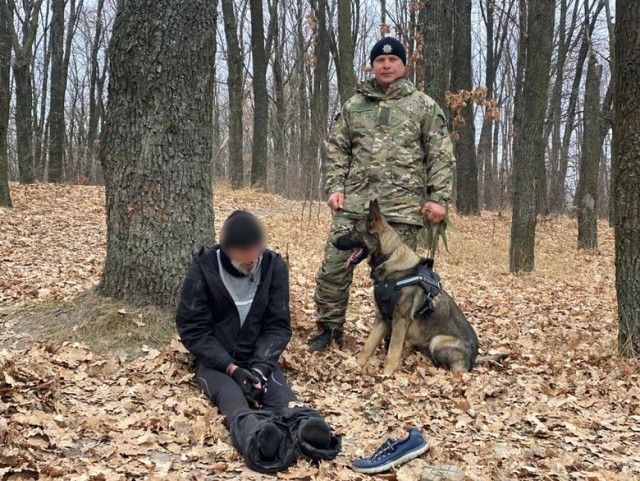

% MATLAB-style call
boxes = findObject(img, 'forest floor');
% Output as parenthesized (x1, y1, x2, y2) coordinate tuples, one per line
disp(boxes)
(1, 183, 639, 481)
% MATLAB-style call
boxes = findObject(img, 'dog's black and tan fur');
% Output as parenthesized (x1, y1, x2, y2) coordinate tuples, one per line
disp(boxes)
(334, 200, 505, 375)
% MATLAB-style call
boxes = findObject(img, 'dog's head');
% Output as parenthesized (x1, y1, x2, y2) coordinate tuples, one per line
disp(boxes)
(332, 199, 387, 269)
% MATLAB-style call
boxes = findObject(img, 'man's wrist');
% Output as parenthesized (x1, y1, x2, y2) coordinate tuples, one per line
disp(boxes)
(226, 363, 238, 376)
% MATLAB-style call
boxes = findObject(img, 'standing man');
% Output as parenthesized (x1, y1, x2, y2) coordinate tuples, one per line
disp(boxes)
(309, 37, 454, 352)
(177, 211, 340, 473)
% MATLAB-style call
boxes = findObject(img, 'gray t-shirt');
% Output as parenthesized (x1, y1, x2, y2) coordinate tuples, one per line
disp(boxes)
(217, 250, 262, 327)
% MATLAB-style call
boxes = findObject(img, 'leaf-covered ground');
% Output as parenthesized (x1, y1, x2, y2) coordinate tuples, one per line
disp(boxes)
(1, 184, 639, 481)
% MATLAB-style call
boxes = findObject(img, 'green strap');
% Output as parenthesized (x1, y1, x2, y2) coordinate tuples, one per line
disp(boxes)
(425, 215, 462, 258)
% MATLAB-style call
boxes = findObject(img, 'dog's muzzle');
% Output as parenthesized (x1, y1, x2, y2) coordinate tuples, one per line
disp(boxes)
(332, 235, 368, 269)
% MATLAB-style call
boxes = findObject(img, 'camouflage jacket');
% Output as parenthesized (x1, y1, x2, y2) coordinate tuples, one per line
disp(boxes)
(325, 77, 454, 226)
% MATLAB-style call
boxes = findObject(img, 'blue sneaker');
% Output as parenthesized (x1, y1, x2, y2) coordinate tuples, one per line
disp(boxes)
(351, 428, 430, 474)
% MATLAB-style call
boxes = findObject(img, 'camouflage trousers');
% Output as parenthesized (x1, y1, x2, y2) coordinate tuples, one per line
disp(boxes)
(313, 213, 422, 329)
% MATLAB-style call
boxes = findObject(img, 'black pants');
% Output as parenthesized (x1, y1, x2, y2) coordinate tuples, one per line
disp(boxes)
(196, 364, 298, 421)
(196, 364, 340, 473)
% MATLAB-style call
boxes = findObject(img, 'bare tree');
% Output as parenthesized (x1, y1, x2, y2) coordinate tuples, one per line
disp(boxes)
(2, 0, 45, 184)
(422, 0, 452, 109)
(48, 0, 83, 182)
(451, 0, 478, 215)
(221, 0, 243, 189)
(509, 0, 555, 273)
(86, 0, 106, 183)
(332, 0, 357, 104)
(0, 0, 11, 206)
(250, 0, 268, 187)
(576, 49, 602, 250)
(99, 0, 216, 307)
(613, 0, 640, 358)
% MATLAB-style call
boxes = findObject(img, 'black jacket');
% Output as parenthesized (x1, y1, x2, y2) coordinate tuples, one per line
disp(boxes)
(176, 246, 291, 377)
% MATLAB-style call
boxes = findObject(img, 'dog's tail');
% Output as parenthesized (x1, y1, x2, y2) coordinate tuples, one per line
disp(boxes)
(475, 353, 509, 365)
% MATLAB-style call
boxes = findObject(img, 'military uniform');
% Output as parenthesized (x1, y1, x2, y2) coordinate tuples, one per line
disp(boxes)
(314, 77, 454, 329)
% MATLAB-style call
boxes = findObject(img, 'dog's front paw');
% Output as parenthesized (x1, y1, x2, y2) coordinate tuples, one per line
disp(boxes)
(356, 354, 369, 368)
(383, 361, 399, 377)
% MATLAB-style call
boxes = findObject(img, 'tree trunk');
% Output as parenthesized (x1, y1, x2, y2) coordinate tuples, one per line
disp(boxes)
(13, 61, 35, 184)
(576, 51, 602, 250)
(546, 0, 576, 213)
(250, 0, 267, 188)
(614, 0, 640, 357)
(336, 0, 356, 104)
(87, 0, 106, 181)
(98, 0, 216, 307)
(308, 0, 329, 200)
(271, 0, 286, 195)
(477, 0, 494, 210)
(0, 0, 11, 206)
(423, 0, 452, 109)
(34, 0, 50, 179)
(295, 0, 309, 199)
(221, 0, 243, 189)
(451, 0, 478, 215)
(3, 0, 44, 184)
(47, 0, 65, 182)
(509, 0, 555, 273)
(549, 2, 604, 214)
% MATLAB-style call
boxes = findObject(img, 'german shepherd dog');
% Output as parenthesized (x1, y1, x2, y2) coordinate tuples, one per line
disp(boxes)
(334, 200, 506, 375)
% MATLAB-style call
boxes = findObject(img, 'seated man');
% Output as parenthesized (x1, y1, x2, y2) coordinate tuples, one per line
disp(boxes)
(176, 210, 340, 473)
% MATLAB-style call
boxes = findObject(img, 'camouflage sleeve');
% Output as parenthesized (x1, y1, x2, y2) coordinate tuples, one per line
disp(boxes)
(422, 102, 454, 205)
(324, 104, 352, 196)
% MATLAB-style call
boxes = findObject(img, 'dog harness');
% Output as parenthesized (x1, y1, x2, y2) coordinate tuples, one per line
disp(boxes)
(373, 258, 442, 321)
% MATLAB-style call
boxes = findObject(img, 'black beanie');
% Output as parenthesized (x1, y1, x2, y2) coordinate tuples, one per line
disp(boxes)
(370, 37, 406, 65)
(220, 210, 265, 249)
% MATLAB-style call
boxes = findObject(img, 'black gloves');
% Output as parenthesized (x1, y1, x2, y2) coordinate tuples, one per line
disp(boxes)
(231, 367, 266, 407)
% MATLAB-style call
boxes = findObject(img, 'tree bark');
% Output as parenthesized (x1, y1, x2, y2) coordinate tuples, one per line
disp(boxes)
(47, 0, 65, 182)
(509, 0, 555, 273)
(221, 0, 243, 189)
(576, 51, 602, 250)
(3, 0, 44, 184)
(34, 0, 50, 179)
(549, 1, 604, 214)
(308, 0, 329, 200)
(451, 0, 478, 215)
(87, 0, 106, 182)
(614, 0, 640, 357)
(250, 0, 268, 188)
(423, 0, 452, 109)
(98, 0, 216, 308)
(0, 0, 11, 206)
(271, 0, 286, 194)
(336, 0, 356, 104)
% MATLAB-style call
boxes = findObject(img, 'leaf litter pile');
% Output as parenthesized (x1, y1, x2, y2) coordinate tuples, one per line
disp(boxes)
(1, 184, 639, 481)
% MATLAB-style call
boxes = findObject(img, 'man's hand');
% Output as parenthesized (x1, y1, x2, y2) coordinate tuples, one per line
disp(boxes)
(421, 201, 447, 224)
(230, 366, 264, 408)
(327, 192, 345, 212)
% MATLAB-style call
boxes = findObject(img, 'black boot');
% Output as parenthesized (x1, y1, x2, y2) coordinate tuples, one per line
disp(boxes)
(300, 419, 332, 450)
(257, 422, 284, 461)
(308, 328, 344, 353)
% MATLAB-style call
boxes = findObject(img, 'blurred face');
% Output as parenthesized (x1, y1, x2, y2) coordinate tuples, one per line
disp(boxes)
(373, 55, 405, 90)
(226, 245, 264, 272)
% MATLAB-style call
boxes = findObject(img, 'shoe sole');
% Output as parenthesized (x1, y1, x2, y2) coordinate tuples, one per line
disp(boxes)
(351, 441, 430, 474)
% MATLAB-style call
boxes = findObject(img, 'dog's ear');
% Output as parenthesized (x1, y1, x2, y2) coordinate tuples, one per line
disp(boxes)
(367, 199, 383, 230)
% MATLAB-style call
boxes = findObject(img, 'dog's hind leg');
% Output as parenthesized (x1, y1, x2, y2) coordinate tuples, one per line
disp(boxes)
(384, 317, 410, 376)
(429, 335, 472, 372)
(357, 315, 389, 368)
